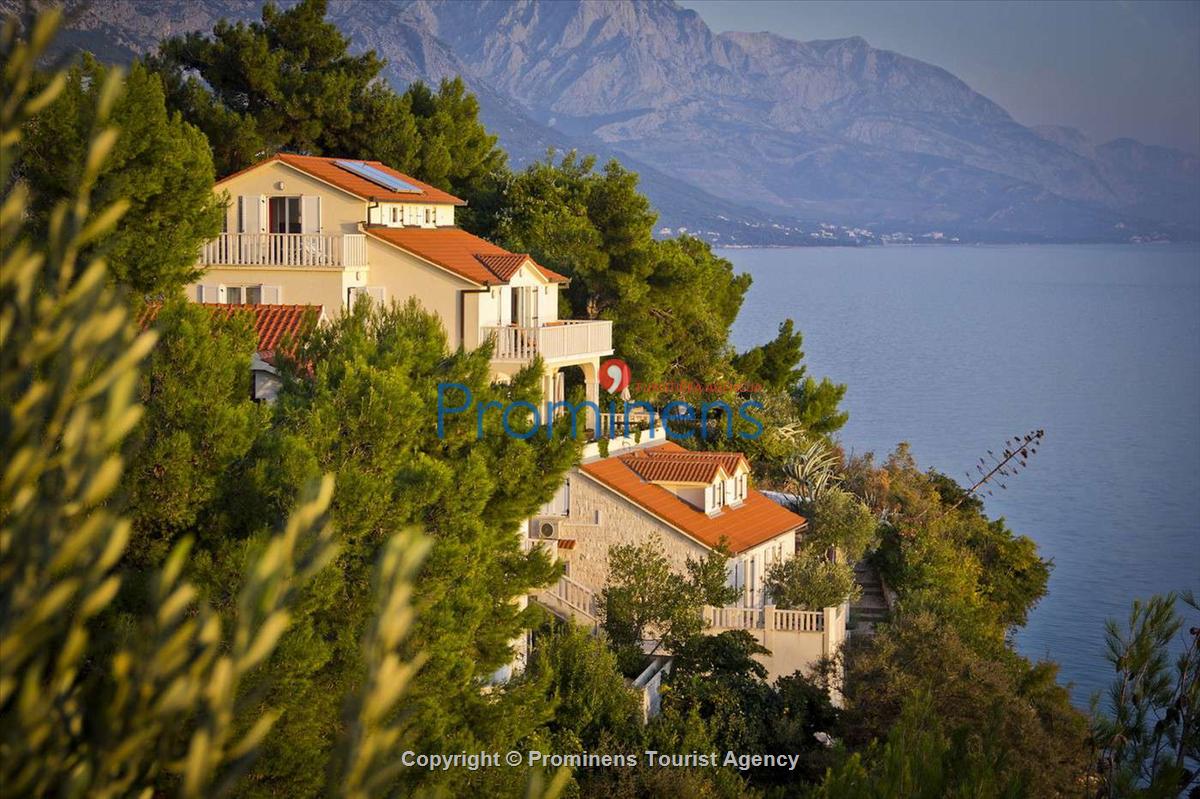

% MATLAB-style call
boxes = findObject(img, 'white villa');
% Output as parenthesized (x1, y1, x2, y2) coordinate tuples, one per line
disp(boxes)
(190, 153, 612, 413)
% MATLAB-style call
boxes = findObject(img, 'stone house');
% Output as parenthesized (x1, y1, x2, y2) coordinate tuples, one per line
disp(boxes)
(528, 431, 849, 684)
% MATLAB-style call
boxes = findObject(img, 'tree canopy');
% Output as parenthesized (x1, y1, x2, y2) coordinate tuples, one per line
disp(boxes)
(148, 0, 505, 229)
(124, 297, 582, 796)
(496, 151, 847, 437)
(598, 537, 739, 675)
(18, 55, 223, 294)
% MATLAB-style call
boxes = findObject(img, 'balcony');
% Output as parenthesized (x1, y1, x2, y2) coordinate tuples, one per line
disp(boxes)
(483, 319, 613, 362)
(200, 233, 367, 268)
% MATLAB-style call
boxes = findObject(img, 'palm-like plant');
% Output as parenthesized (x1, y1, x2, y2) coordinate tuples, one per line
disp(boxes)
(782, 439, 841, 511)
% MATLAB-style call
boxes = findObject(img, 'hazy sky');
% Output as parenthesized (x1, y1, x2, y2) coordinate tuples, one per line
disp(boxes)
(679, 0, 1200, 154)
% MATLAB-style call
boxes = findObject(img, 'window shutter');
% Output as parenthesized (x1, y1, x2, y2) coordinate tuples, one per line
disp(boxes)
(197, 284, 220, 303)
(348, 286, 386, 307)
(301, 195, 321, 234)
(241, 195, 265, 233)
(260, 285, 282, 304)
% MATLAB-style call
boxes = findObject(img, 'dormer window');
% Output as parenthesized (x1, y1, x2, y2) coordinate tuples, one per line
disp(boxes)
(618, 448, 750, 515)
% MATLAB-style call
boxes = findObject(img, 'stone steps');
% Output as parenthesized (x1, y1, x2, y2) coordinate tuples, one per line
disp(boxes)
(849, 559, 891, 633)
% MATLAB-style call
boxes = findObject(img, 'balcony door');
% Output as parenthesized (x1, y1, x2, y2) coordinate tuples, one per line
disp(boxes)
(510, 286, 539, 328)
(268, 197, 302, 234)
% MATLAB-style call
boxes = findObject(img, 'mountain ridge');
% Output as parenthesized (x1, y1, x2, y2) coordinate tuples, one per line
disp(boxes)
(15, 0, 1199, 243)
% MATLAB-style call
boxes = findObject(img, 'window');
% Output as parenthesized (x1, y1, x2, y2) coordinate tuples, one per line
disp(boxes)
(391, 207, 399, 224)
(236, 196, 244, 233)
(424, 207, 432, 225)
(510, 288, 519, 325)
(224, 285, 263, 304)
(268, 196, 302, 233)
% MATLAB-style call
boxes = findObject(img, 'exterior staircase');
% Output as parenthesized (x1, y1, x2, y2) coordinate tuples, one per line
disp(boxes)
(849, 560, 890, 635)
(533, 574, 599, 628)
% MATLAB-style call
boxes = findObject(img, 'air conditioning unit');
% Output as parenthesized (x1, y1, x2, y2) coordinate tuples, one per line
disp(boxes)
(529, 517, 561, 541)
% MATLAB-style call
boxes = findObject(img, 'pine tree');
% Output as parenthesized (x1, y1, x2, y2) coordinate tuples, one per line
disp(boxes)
(184, 299, 581, 796)
(18, 55, 224, 295)
(148, 0, 507, 226)
(122, 299, 271, 568)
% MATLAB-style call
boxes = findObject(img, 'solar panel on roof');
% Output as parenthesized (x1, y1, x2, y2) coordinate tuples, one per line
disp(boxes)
(333, 160, 421, 194)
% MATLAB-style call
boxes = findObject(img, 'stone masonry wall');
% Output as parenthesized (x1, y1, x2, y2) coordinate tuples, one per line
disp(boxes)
(555, 472, 710, 592)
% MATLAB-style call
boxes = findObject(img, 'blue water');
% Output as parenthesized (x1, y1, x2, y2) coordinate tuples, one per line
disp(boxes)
(725, 244, 1200, 705)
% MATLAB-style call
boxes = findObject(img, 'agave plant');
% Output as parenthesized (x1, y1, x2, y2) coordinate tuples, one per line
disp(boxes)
(782, 440, 841, 511)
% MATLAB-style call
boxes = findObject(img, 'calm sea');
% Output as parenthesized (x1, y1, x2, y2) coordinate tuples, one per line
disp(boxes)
(724, 244, 1200, 705)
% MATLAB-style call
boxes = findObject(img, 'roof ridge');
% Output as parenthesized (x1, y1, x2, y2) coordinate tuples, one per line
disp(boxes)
(218, 153, 467, 205)
(620, 449, 746, 461)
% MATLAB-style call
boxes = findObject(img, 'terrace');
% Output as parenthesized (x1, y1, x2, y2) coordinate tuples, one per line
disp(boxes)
(200, 232, 368, 268)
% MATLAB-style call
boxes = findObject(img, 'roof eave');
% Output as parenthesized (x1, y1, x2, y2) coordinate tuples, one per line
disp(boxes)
(362, 228, 487, 288)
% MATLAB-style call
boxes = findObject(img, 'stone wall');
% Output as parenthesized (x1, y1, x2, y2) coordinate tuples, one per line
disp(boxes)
(553, 471, 710, 592)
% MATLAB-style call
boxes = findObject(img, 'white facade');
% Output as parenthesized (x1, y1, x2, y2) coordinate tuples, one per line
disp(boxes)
(190, 156, 612, 395)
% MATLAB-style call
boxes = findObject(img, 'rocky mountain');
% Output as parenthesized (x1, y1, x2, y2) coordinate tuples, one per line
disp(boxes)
(14, 0, 1199, 242)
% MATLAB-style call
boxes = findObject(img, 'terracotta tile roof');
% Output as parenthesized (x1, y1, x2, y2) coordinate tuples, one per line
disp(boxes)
(139, 303, 321, 356)
(624, 454, 724, 484)
(474, 253, 529, 281)
(580, 442, 805, 554)
(621, 448, 749, 484)
(366, 226, 570, 286)
(216, 153, 467, 206)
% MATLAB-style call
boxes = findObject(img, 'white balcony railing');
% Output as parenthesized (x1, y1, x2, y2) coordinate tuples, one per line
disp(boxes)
(483, 320, 613, 361)
(545, 574, 598, 619)
(200, 233, 367, 268)
(703, 605, 825, 633)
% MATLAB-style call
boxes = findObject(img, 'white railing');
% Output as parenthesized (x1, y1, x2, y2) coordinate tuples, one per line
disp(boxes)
(704, 605, 824, 633)
(200, 233, 367, 267)
(483, 320, 613, 361)
(545, 574, 598, 619)
(704, 606, 763, 630)
(772, 608, 825, 633)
